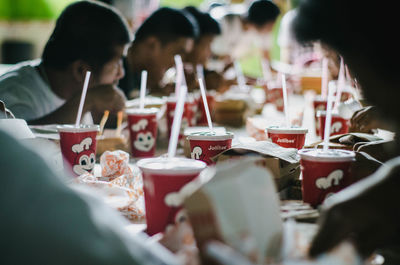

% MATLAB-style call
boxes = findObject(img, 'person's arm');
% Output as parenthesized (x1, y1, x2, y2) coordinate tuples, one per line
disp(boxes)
(309, 157, 400, 258)
(29, 84, 126, 125)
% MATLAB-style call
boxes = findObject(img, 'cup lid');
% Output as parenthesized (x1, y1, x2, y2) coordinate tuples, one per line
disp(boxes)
(184, 126, 226, 136)
(125, 107, 159, 115)
(57, 124, 100, 132)
(266, 126, 308, 134)
(298, 149, 355, 162)
(137, 157, 206, 175)
(187, 131, 234, 140)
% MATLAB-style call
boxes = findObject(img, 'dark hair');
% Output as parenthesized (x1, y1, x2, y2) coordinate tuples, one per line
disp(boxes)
(42, 0, 131, 72)
(183, 6, 221, 37)
(246, 0, 280, 27)
(134, 7, 199, 45)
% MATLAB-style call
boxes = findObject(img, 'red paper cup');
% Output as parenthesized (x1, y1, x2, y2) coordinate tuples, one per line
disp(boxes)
(166, 98, 196, 144)
(187, 131, 234, 165)
(269, 87, 284, 112)
(312, 96, 328, 136)
(266, 126, 308, 149)
(317, 110, 349, 138)
(126, 108, 159, 158)
(197, 93, 215, 125)
(137, 157, 206, 236)
(299, 149, 355, 206)
(58, 124, 99, 177)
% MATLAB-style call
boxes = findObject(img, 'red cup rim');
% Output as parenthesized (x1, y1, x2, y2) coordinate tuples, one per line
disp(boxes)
(126, 107, 159, 115)
(316, 110, 343, 118)
(57, 124, 99, 133)
(266, 127, 308, 134)
(298, 148, 355, 162)
(137, 157, 206, 175)
(184, 126, 226, 136)
(187, 131, 234, 140)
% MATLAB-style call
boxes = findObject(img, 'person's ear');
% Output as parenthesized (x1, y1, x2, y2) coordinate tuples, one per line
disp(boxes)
(71, 60, 91, 84)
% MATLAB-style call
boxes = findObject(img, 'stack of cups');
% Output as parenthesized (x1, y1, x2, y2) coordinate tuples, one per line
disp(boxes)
(298, 149, 355, 207)
(126, 108, 159, 158)
(58, 124, 100, 177)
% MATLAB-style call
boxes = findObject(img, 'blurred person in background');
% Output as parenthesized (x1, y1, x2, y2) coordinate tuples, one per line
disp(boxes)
(119, 7, 199, 98)
(293, 0, 400, 263)
(0, 0, 130, 125)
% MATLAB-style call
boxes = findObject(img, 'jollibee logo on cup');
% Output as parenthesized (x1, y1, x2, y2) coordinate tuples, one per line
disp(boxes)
(277, 138, 295, 143)
(191, 146, 203, 160)
(131, 119, 155, 152)
(315, 170, 343, 189)
(71, 137, 96, 175)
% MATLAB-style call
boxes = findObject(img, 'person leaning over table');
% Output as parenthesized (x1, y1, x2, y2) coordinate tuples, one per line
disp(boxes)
(293, 0, 400, 262)
(0, 1, 130, 126)
(118, 7, 199, 99)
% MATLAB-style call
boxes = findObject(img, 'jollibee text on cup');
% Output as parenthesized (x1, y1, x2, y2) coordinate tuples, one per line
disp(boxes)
(137, 157, 206, 236)
(126, 108, 158, 158)
(187, 131, 234, 165)
(266, 126, 308, 149)
(299, 149, 355, 207)
(317, 110, 349, 137)
(58, 124, 100, 177)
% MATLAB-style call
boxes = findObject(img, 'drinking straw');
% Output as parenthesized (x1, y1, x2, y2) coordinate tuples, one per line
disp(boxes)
(174, 55, 184, 99)
(321, 57, 329, 99)
(323, 82, 336, 152)
(234, 60, 246, 91)
(196, 64, 205, 83)
(198, 77, 214, 133)
(333, 57, 345, 111)
(281, 73, 290, 127)
(139, 70, 147, 110)
(75, 71, 91, 127)
(99, 110, 109, 135)
(115, 111, 123, 137)
(168, 84, 188, 158)
(261, 58, 273, 82)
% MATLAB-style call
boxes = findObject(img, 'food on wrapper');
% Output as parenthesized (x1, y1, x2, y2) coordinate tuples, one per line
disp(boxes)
(183, 126, 226, 158)
(187, 131, 234, 165)
(266, 126, 308, 149)
(299, 149, 355, 207)
(58, 124, 99, 177)
(213, 141, 301, 191)
(76, 150, 145, 222)
(213, 97, 248, 127)
(137, 157, 206, 236)
(96, 132, 129, 157)
(183, 157, 283, 265)
(126, 108, 159, 158)
(317, 110, 349, 137)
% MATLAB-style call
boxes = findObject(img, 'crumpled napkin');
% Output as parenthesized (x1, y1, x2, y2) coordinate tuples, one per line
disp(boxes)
(76, 150, 145, 222)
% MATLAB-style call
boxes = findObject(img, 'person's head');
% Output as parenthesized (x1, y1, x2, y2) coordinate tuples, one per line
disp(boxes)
(42, 0, 131, 87)
(245, 0, 280, 34)
(292, 0, 400, 123)
(129, 7, 199, 86)
(183, 6, 221, 65)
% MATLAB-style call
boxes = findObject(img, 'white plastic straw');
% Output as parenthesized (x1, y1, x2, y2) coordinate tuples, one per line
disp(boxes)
(174, 55, 184, 99)
(139, 70, 147, 110)
(75, 71, 91, 127)
(234, 60, 246, 91)
(333, 57, 345, 111)
(196, 64, 205, 82)
(198, 77, 214, 133)
(168, 84, 188, 158)
(323, 82, 336, 152)
(261, 58, 273, 82)
(321, 57, 328, 99)
(281, 73, 290, 127)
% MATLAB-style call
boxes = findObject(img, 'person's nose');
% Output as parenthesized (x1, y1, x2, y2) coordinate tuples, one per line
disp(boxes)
(116, 60, 125, 80)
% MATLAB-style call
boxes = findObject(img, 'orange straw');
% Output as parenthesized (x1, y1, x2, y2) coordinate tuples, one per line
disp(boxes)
(99, 110, 109, 135)
(115, 111, 123, 137)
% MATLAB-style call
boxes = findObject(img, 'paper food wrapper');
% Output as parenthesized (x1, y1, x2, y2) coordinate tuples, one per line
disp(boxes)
(305, 133, 383, 150)
(213, 141, 300, 191)
(75, 150, 145, 222)
(183, 157, 283, 265)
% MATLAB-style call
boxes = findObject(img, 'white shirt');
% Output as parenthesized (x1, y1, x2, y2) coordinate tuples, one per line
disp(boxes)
(0, 59, 65, 121)
(212, 14, 272, 60)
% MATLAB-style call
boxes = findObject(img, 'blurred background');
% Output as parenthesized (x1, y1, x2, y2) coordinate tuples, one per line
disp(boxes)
(0, 0, 288, 69)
